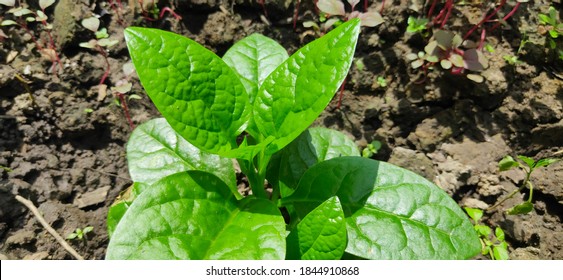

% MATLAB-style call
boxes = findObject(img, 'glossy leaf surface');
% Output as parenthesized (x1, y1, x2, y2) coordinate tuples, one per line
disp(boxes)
(253, 19, 360, 155)
(127, 118, 237, 195)
(124, 28, 250, 155)
(287, 196, 347, 260)
(106, 171, 286, 259)
(282, 157, 481, 259)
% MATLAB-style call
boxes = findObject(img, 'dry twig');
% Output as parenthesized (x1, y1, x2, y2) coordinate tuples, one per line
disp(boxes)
(14, 195, 85, 260)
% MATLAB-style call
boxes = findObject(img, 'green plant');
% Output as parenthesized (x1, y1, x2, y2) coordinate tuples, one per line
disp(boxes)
(105, 19, 480, 260)
(66, 226, 93, 241)
(538, 6, 563, 61)
(1, 0, 61, 72)
(406, 16, 428, 35)
(502, 35, 528, 65)
(376, 76, 387, 88)
(491, 155, 561, 214)
(361, 140, 381, 158)
(465, 208, 509, 260)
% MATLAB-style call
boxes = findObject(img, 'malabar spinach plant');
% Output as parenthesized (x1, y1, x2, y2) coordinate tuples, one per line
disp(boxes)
(106, 19, 480, 260)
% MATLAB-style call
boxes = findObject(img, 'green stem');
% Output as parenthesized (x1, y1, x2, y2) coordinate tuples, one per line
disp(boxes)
(487, 167, 532, 212)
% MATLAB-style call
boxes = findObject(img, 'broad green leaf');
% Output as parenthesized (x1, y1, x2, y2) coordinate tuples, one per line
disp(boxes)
(498, 155, 519, 171)
(124, 27, 250, 155)
(106, 171, 286, 260)
(126, 118, 237, 196)
(253, 19, 360, 155)
(282, 157, 481, 260)
(517, 155, 535, 169)
(287, 196, 347, 260)
(506, 201, 533, 215)
(223, 34, 289, 138)
(270, 127, 360, 197)
(223, 34, 288, 105)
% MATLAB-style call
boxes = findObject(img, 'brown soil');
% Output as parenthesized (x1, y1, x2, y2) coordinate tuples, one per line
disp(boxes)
(1, 0, 562, 260)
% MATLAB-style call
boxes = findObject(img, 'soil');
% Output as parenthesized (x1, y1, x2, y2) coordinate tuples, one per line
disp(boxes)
(1, 0, 562, 260)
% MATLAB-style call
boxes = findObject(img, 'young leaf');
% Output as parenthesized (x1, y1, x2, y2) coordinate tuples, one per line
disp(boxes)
(222, 34, 288, 105)
(357, 11, 384, 27)
(106, 171, 286, 260)
(0, 0, 15, 7)
(506, 201, 534, 215)
(498, 155, 519, 171)
(287, 196, 347, 260)
(223, 34, 289, 137)
(474, 225, 491, 237)
(126, 118, 237, 196)
(1, 20, 18, 26)
(317, 0, 346, 16)
(517, 155, 535, 169)
(535, 158, 560, 168)
(464, 207, 483, 223)
(282, 157, 481, 259)
(124, 27, 251, 155)
(39, 0, 56, 10)
(81, 17, 100, 32)
(253, 19, 360, 155)
(270, 127, 360, 197)
(495, 227, 505, 242)
(492, 245, 509, 260)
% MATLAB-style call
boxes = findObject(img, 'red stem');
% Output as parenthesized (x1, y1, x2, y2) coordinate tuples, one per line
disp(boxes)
(439, 0, 454, 29)
(293, 0, 301, 31)
(97, 46, 111, 85)
(337, 78, 347, 110)
(380, 0, 385, 14)
(160, 7, 182, 20)
(258, 0, 268, 17)
(463, 0, 507, 41)
(116, 93, 135, 129)
(489, 2, 521, 32)
(427, 0, 439, 19)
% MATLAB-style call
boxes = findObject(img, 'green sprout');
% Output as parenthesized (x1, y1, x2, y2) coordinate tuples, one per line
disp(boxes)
(465, 208, 509, 260)
(66, 226, 93, 241)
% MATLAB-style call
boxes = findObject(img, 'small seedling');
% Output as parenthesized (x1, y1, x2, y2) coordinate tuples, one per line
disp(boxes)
(0, 165, 12, 172)
(376, 76, 387, 88)
(138, 0, 182, 22)
(503, 35, 528, 66)
(407, 30, 489, 83)
(361, 140, 381, 158)
(105, 20, 480, 260)
(66, 226, 93, 241)
(491, 155, 561, 214)
(538, 6, 563, 60)
(1, 0, 62, 72)
(79, 16, 118, 85)
(105, 61, 139, 129)
(315, 0, 384, 30)
(465, 208, 509, 260)
(406, 16, 429, 35)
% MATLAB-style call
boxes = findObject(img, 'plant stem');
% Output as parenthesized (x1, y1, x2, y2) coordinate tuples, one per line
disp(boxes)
(487, 166, 532, 212)
(489, 2, 521, 32)
(336, 77, 347, 110)
(116, 93, 135, 129)
(463, 0, 507, 41)
(293, 0, 301, 30)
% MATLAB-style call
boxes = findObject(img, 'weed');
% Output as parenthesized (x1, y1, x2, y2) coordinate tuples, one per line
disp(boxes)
(66, 226, 93, 241)
(465, 208, 509, 260)
(79, 16, 118, 85)
(1, 0, 62, 72)
(490, 155, 560, 215)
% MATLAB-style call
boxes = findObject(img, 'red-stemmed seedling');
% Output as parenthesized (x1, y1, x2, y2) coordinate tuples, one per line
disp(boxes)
(1, 0, 62, 73)
(137, 0, 182, 22)
(79, 16, 119, 85)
